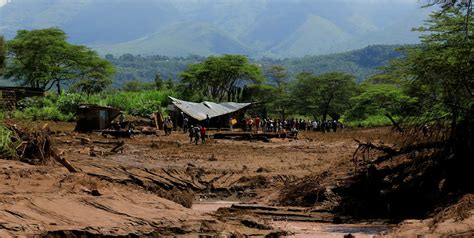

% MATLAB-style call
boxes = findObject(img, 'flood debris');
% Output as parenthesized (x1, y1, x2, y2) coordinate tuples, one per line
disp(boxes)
(52, 149, 78, 173)
(225, 204, 335, 223)
(3, 124, 78, 172)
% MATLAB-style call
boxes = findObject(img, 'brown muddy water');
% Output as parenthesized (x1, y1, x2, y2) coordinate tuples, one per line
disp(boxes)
(192, 201, 394, 238)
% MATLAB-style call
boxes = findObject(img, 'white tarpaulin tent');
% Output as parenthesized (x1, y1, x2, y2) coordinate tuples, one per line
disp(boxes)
(169, 96, 251, 121)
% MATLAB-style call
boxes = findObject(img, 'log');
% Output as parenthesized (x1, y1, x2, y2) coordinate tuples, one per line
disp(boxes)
(52, 149, 78, 173)
(111, 141, 125, 153)
(353, 139, 446, 165)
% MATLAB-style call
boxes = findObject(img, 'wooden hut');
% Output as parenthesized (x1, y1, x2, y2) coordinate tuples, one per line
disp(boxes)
(74, 104, 122, 132)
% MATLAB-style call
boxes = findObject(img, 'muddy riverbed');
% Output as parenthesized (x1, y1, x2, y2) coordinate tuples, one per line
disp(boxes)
(1, 122, 472, 237)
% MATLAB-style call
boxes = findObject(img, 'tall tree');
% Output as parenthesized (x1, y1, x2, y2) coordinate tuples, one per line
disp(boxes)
(345, 83, 414, 121)
(266, 65, 288, 87)
(69, 49, 115, 95)
(290, 72, 357, 121)
(180, 55, 264, 102)
(154, 73, 164, 90)
(394, 8, 473, 127)
(387, 5, 474, 174)
(5, 28, 114, 93)
(264, 65, 290, 117)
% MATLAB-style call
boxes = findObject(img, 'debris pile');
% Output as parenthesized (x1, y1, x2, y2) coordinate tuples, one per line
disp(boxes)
(6, 124, 54, 164)
(278, 127, 472, 222)
(1, 123, 77, 172)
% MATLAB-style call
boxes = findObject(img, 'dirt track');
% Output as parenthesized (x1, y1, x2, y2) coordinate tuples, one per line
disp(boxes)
(0, 122, 472, 237)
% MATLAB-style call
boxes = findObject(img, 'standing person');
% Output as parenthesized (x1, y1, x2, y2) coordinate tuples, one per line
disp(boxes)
(312, 120, 317, 132)
(194, 126, 201, 145)
(205, 114, 210, 128)
(163, 117, 169, 135)
(269, 119, 274, 132)
(249, 117, 254, 132)
(200, 126, 207, 144)
(182, 113, 188, 133)
(189, 125, 195, 143)
(229, 116, 235, 132)
(255, 116, 261, 132)
(168, 117, 174, 135)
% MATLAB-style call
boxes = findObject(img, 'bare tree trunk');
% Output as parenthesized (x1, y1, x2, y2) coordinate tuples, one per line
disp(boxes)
(385, 113, 403, 132)
(56, 80, 61, 95)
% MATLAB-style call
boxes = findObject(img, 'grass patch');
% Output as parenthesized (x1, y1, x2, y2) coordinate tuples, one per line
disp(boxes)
(344, 114, 396, 128)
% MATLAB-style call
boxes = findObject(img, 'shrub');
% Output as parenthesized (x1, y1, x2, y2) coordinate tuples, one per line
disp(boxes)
(13, 107, 74, 121)
(344, 114, 395, 128)
(0, 125, 16, 158)
(0, 114, 18, 158)
(56, 93, 86, 115)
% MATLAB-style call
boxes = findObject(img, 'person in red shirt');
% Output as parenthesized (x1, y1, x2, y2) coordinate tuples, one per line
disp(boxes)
(255, 116, 261, 132)
(200, 126, 207, 144)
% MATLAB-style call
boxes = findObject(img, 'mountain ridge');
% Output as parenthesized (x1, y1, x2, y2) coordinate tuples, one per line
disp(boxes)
(0, 0, 429, 57)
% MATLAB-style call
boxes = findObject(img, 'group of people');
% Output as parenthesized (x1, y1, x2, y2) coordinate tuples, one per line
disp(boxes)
(165, 112, 343, 143)
(188, 124, 207, 144)
(241, 116, 344, 133)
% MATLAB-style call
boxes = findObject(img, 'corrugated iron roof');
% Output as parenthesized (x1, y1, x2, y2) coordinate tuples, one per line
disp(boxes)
(169, 96, 251, 121)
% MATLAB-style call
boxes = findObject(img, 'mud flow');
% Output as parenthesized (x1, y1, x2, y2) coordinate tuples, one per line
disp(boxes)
(0, 123, 472, 237)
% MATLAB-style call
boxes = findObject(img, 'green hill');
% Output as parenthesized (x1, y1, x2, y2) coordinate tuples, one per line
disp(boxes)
(105, 45, 404, 87)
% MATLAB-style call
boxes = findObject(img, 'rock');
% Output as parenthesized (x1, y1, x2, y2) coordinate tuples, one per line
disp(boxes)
(91, 189, 101, 196)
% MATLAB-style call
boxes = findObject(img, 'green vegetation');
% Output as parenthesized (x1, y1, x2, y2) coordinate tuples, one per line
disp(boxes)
(289, 72, 357, 121)
(0, 112, 17, 158)
(393, 7, 473, 127)
(5, 28, 115, 94)
(105, 45, 403, 87)
(344, 115, 399, 128)
(180, 55, 264, 102)
(105, 54, 204, 87)
(1, 28, 406, 127)
(345, 83, 414, 122)
(10, 89, 176, 121)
